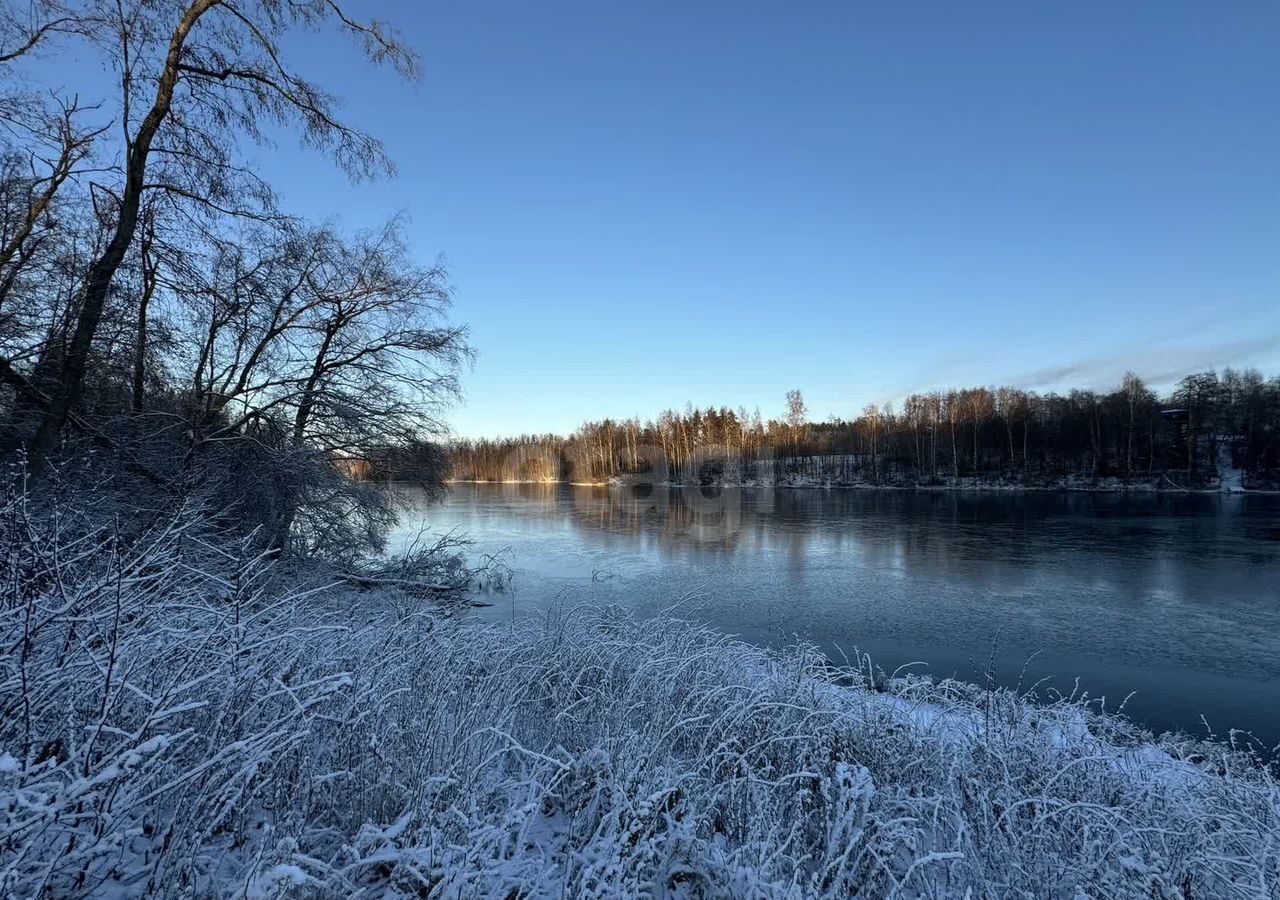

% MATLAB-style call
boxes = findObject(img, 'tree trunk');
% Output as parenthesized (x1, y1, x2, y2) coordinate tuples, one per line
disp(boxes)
(271, 321, 338, 552)
(29, 0, 221, 467)
(131, 218, 158, 413)
(950, 422, 958, 478)
(1022, 421, 1029, 477)
(1125, 400, 1134, 476)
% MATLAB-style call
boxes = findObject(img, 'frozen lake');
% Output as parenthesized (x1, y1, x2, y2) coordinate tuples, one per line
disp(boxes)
(398, 482, 1280, 750)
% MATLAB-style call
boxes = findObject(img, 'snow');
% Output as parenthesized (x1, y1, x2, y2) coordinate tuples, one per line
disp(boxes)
(2, 497, 1278, 898)
(264, 864, 310, 886)
(1219, 441, 1247, 492)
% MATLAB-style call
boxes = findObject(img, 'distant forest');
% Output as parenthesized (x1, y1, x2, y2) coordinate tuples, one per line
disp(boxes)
(451, 369, 1280, 488)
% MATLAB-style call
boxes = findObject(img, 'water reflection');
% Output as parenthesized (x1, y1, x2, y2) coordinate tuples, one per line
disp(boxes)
(399, 483, 1280, 748)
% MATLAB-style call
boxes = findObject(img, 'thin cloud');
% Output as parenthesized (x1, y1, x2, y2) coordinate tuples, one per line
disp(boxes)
(873, 334, 1280, 413)
(1012, 335, 1280, 393)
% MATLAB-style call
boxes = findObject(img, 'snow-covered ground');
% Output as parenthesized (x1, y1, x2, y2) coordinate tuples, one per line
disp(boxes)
(1219, 442, 1247, 493)
(3, 496, 1278, 898)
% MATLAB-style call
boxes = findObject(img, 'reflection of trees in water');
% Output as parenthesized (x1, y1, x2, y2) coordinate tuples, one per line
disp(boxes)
(541, 486, 1247, 596)
(560, 485, 752, 557)
(461, 483, 1264, 610)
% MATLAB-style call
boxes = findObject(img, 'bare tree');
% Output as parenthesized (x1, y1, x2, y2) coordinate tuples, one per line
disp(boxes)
(0, 97, 104, 313)
(0, 1, 82, 64)
(785, 388, 806, 455)
(11, 0, 420, 468)
(1117, 371, 1152, 476)
(945, 390, 961, 478)
(152, 219, 466, 550)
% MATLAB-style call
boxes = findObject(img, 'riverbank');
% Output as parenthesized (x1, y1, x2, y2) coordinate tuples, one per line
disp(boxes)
(448, 476, 1275, 494)
(8, 496, 1276, 897)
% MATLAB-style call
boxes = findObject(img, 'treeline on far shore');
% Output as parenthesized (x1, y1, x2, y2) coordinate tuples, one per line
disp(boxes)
(448, 369, 1280, 488)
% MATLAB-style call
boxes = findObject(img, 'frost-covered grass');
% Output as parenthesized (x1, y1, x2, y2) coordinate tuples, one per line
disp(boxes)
(2, 492, 1278, 897)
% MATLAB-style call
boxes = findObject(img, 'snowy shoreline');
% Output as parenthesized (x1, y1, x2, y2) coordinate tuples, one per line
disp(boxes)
(447, 477, 1276, 494)
(8, 497, 1277, 897)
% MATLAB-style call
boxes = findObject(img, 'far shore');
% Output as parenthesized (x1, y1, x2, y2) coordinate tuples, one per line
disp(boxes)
(445, 478, 1277, 495)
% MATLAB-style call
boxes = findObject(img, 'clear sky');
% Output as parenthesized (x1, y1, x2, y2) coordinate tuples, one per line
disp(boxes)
(40, 1, 1280, 436)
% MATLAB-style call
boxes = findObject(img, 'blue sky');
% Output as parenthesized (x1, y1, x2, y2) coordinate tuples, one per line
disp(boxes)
(36, 2, 1280, 435)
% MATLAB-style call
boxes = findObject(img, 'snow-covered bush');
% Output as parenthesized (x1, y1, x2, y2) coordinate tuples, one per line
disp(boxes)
(1, 483, 1277, 898)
